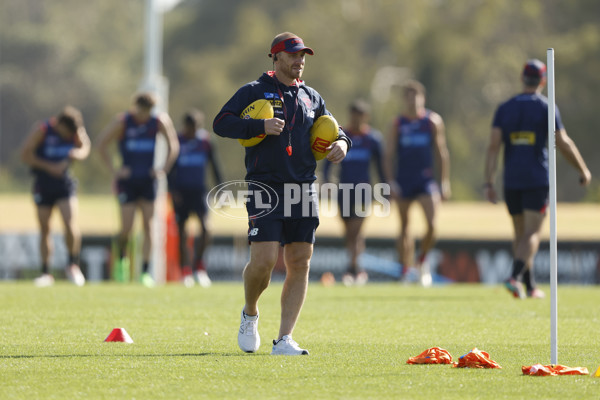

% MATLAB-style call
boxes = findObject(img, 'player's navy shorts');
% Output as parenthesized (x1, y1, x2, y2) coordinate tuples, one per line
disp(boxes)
(336, 186, 371, 219)
(33, 178, 76, 206)
(504, 186, 549, 215)
(395, 177, 438, 200)
(247, 216, 319, 246)
(245, 181, 319, 246)
(117, 177, 157, 204)
(170, 189, 207, 223)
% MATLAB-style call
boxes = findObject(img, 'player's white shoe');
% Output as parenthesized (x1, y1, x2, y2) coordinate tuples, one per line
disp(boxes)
(182, 274, 195, 288)
(195, 270, 212, 288)
(419, 261, 432, 288)
(66, 264, 85, 287)
(527, 288, 545, 299)
(34, 273, 55, 288)
(271, 335, 309, 355)
(341, 273, 354, 287)
(238, 310, 260, 353)
(141, 272, 155, 288)
(355, 271, 369, 286)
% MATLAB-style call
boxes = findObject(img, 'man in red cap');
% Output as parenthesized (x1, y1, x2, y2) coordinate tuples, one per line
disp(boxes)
(484, 59, 591, 299)
(214, 32, 351, 355)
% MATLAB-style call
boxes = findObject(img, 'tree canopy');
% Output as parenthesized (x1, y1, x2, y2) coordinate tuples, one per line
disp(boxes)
(1, 0, 598, 201)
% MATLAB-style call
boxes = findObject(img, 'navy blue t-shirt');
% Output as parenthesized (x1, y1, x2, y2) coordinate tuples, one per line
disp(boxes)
(394, 111, 435, 184)
(119, 113, 159, 179)
(492, 92, 564, 189)
(33, 119, 75, 185)
(323, 128, 385, 184)
(168, 129, 215, 192)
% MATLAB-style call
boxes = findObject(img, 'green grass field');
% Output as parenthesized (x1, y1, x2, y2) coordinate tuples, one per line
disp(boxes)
(0, 282, 598, 399)
(2, 193, 600, 240)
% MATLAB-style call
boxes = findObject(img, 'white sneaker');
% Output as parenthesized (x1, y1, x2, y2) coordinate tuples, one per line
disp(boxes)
(341, 273, 354, 287)
(141, 272, 156, 288)
(355, 271, 369, 286)
(238, 310, 260, 353)
(419, 261, 432, 288)
(66, 264, 85, 287)
(182, 274, 195, 288)
(195, 270, 212, 288)
(271, 335, 309, 355)
(34, 273, 55, 288)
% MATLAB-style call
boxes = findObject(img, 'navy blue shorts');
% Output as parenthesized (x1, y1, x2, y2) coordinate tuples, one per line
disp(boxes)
(33, 178, 75, 206)
(396, 178, 438, 200)
(117, 177, 157, 204)
(504, 187, 549, 215)
(170, 189, 207, 223)
(247, 216, 319, 246)
(244, 181, 320, 245)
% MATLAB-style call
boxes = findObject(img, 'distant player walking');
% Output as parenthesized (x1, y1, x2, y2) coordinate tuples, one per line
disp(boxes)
(213, 32, 351, 355)
(323, 99, 385, 285)
(484, 59, 591, 299)
(385, 80, 451, 286)
(21, 106, 91, 287)
(168, 110, 223, 287)
(98, 92, 179, 287)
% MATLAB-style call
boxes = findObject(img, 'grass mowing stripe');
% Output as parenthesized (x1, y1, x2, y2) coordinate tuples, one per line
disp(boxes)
(0, 282, 598, 399)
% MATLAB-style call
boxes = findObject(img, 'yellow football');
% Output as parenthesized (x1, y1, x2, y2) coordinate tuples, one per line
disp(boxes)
(238, 99, 274, 147)
(309, 115, 339, 160)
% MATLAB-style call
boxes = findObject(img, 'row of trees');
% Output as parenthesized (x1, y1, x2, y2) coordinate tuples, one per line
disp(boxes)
(1, 0, 598, 201)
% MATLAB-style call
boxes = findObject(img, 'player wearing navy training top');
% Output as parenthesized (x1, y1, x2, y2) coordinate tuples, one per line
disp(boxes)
(323, 99, 385, 286)
(484, 59, 591, 299)
(385, 80, 451, 286)
(214, 32, 351, 355)
(21, 106, 91, 287)
(98, 92, 179, 287)
(168, 110, 223, 287)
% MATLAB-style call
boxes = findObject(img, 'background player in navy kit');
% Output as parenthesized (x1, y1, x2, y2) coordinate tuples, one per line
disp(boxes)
(484, 59, 591, 299)
(168, 109, 223, 287)
(385, 80, 451, 286)
(98, 92, 179, 287)
(21, 106, 91, 287)
(213, 32, 351, 355)
(323, 99, 385, 286)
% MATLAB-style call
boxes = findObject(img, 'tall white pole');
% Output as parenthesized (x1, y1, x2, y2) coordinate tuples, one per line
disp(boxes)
(547, 48, 558, 365)
(141, 0, 170, 285)
(139, 0, 183, 285)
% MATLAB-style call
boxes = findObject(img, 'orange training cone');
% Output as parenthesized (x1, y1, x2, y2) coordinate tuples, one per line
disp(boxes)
(453, 348, 502, 369)
(407, 347, 453, 364)
(522, 364, 589, 376)
(104, 328, 134, 343)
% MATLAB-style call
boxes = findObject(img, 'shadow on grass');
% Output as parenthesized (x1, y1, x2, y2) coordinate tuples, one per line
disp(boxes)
(0, 352, 269, 359)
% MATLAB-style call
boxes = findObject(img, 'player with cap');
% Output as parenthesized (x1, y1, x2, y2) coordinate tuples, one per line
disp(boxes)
(213, 32, 352, 355)
(484, 59, 591, 299)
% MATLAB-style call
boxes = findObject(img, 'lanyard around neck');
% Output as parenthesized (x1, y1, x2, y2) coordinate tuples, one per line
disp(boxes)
(274, 77, 299, 156)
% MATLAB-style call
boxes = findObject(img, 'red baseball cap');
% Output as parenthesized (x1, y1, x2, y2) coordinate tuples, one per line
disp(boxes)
(269, 33, 314, 57)
(523, 59, 547, 78)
